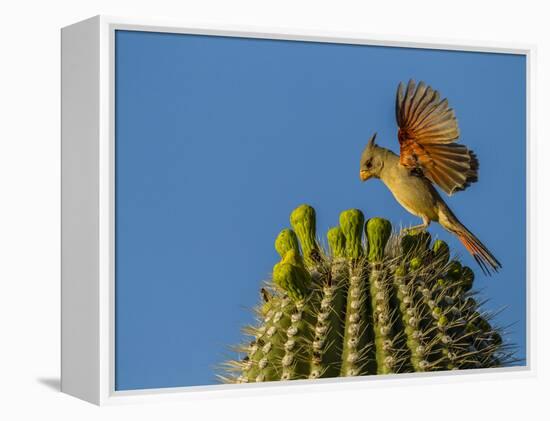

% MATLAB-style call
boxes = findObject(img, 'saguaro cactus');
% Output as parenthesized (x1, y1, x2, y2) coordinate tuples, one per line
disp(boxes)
(220, 205, 517, 383)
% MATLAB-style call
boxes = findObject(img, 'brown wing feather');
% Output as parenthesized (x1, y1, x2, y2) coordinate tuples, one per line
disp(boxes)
(395, 80, 478, 195)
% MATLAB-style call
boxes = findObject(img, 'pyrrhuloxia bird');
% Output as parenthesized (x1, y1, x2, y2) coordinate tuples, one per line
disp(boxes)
(359, 80, 501, 274)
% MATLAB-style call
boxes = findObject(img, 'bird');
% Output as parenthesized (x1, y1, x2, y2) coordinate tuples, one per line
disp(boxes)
(359, 80, 501, 275)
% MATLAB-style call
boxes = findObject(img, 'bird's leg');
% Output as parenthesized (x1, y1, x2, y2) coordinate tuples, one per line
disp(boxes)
(404, 216, 430, 233)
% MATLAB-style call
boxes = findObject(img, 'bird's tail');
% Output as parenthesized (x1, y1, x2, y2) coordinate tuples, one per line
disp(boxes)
(450, 223, 501, 275)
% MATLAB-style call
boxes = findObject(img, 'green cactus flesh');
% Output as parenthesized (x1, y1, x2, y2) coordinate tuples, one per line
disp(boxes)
(219, 205, 518, 384)
(339, 209, 365, 260)
(290, 204, 319, 266)
(275, 228, 300, 258)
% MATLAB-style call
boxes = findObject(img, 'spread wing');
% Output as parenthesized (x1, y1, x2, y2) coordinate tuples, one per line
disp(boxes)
(395, 80, 478, 196)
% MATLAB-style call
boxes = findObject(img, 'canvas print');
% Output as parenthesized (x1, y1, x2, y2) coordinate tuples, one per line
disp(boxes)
(114, 30, 526, 390)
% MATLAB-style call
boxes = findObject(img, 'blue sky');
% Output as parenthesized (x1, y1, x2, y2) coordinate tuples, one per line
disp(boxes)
(115, 30, 526, 390)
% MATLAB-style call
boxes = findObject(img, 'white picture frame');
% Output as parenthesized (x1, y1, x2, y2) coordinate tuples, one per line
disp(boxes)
(61, 15, 534, 406)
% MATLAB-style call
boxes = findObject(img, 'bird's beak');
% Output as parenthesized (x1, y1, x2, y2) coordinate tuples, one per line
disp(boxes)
(360, 170, 372, 182)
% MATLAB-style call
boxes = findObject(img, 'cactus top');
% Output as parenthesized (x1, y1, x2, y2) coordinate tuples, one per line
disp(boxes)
(327, 226, 346, 258)
(290, 204, 318, 265)
(339, 209, 365, 259)
(275, 229, 300, 258)
(272, 249, 311, 302)
(222, 205, 515, 385)
(281, 248, 304, 268)
(365, 217, 392, 262)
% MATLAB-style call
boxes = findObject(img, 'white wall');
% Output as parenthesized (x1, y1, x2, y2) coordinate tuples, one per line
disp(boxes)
(0, 0, 547, 419)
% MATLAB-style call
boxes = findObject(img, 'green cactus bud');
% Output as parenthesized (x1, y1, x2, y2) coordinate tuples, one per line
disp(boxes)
(436, 278, 447, 288)
(281, 248, 305, 268)
(446, 261, 462, 282)
(432, 307, 442, 318)
(327, 227, 346, 258)
(339, 209, 365, 259)
(274, 229, 300, 258)
(409, 257, 423, 271)
(366, 218, 392, 263)
(460, 266, 475, 291)
(290, 204, 318, 265)
(438, 315, 448, 327)
(394, 264, 407, 277)
(272, 256, 310, 302)
(432, 240, 450, 264)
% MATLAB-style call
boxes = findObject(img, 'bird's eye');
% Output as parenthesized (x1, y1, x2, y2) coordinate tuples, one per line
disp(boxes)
(366, 159, 373, 168)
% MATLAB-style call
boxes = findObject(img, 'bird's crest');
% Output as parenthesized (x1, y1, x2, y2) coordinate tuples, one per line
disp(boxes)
(361, 132, 378, 164)
(367, 132, 377, 149)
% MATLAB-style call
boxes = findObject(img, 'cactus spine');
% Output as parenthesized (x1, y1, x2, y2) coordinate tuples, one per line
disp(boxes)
(220, 205, 517, 383)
